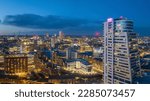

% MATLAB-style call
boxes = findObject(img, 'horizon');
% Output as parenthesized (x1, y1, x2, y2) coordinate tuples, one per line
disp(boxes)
(0, 0, 150, 36)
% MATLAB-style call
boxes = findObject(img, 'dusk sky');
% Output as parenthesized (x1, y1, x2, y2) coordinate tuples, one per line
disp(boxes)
(0, 0, 150, 36)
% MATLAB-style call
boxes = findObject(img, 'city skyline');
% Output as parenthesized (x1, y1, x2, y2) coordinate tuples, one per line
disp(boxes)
(0, 18, 150, 84)
(0, 0, 150, 36)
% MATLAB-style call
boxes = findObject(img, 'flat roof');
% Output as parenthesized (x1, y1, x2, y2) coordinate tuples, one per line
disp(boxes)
(66, 58, 91, 65)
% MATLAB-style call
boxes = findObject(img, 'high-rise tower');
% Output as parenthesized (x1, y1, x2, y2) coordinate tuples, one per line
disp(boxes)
(66, 47, 78, 60)
(104, 17, 141, 84)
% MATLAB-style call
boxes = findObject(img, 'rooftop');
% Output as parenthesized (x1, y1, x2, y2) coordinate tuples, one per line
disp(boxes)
(79, 51, 93, 56)
(66, 58, 91, 65)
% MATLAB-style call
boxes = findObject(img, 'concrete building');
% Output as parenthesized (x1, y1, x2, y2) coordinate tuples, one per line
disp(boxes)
(51, 35, 57, 48)
(27, 53, 35, 71)
(59, 31, 64, 41)
(66, 59, 92, 72)
(93, 47, 104, 59)
(66, 47, 78, 59)
(4, 54, 28, 75)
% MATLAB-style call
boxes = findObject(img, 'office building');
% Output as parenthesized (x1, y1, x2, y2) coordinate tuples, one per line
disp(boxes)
(66, 47, 78, 59)
(93, 47, 104, 59)
(59, 31, 64, 41)
(51, 35, 57, 48)
(104, 17, 141, 84)
(66, 59, 92, 72)
(4, 54, 28, 75)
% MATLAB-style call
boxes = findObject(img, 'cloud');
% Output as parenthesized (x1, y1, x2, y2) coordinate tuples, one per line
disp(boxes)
(2, 14, 95, 30)
(1, 14, 150, 36)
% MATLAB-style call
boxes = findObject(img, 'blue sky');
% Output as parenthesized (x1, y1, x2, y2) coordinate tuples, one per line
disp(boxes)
(0, 0, 150, 36)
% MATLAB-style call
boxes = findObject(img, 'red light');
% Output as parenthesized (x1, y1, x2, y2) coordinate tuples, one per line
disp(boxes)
(95, 32, 100, 37)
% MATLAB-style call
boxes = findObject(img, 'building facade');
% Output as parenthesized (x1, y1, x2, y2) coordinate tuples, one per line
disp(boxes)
(4, 55, 28, 75)
(66, 47, 78, 59)
(66, 59, 92, 72)
(104, 17, 141, 84)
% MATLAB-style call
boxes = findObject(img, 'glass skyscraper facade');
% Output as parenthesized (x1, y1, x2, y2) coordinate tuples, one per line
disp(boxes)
(104, 17, 141, 84)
